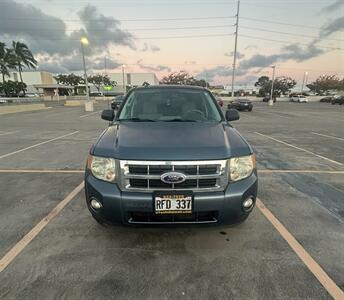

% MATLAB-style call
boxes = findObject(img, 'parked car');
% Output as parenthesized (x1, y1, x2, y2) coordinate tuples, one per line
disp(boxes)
(331, 95, 344, 105)
(110, 94, 125, 110)
(85, 85, 257, 226)
(320, 96, 334, 103)
(228, 99, 253, 111)
(216, 97, 224, 107)
(89, 91, 103, 97)
(290, 95, 308, 103)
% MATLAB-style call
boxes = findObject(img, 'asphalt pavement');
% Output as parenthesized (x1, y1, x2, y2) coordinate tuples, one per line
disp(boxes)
(0, 100, 343, 299)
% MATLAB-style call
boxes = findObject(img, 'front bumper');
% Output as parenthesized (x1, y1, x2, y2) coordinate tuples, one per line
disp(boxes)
(85, 171, 258, 225)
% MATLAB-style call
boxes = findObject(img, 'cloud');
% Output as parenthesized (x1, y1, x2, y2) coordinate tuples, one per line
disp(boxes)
(77, 5, 134, 51)
(224, 51, 245, 59)
(140, 42, 160, 52)
(323, 0, 344, 13)
(150, 45, 160, 52)
(38, 55, 120, 73)
(196, 66, 232, 81)
(319, 16, 344, 37)
(197, 41, 324, 80)
(244, 45, 258, 50)
(136, 62, 171, 72)
(0, 0, 134, 57)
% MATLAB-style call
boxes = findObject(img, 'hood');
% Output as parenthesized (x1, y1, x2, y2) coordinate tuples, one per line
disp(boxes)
(92, 122, 252, 160)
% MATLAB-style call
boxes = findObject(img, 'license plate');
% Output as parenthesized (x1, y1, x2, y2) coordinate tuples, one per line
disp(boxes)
(154, 193, 193, 214)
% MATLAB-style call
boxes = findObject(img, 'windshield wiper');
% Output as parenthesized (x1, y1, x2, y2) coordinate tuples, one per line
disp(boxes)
(163, 119, 197, 122)
(118, 118, 156, 122)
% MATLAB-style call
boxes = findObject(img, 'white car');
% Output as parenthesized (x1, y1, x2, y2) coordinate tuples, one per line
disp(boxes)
(290, 95, 308, 103)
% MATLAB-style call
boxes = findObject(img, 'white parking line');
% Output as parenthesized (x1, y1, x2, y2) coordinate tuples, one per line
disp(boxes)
(311, 132, 344, 142)
(255, 132, 343, 166)
(0, 182, 84, 273)
(257, 198, 344, 299)
(80, 110, 101, 118)
(259, 169, 344, 174)
(0, 131, 79, 160)
(0, 131, 19, 136)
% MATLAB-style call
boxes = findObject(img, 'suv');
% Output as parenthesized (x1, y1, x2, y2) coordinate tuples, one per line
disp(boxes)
(85, 86, 257, 226)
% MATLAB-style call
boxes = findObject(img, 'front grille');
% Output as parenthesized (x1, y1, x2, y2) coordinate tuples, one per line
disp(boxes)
(128, 211, 218, 224)
(120, 160, 228, 191)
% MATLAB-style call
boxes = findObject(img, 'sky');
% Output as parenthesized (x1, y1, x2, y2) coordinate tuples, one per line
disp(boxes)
(0, 0, 343, 87)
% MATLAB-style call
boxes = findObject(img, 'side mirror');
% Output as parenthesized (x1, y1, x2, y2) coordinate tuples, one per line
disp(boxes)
(225, 109, 240, 122)
(101, 109, 114, 121)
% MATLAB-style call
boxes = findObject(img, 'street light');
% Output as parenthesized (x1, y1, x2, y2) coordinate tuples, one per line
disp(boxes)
(301, 71, 308, 95)
(269, 65, 276, 106)
(80, 36, 93, 111)
(122, 64, 126, 94)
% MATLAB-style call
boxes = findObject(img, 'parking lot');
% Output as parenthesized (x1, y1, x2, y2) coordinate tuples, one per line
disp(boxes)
(0, 101, 343, 299)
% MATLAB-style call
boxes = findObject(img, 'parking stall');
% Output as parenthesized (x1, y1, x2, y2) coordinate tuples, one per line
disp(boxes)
(0, 101, 343, 299)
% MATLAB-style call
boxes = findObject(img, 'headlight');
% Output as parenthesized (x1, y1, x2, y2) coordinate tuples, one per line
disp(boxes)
(87, 155, 116, 182)
(228, 154, 256, 182)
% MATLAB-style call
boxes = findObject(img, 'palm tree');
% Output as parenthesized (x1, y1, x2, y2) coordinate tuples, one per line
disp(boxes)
(12, 41, 37, 94)
(0, 42, 16, 83)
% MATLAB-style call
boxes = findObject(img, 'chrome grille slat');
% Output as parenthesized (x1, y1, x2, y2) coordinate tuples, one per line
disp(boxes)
(120, 160, 228, 192)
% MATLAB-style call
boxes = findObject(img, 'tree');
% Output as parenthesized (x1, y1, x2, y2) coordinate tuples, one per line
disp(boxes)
(12, 41, 37, 95)
(306, 75, 344, 95)
(54, 73, 84, 95)
(0, 80, 27, 97)
(87, 74, 116, 92)
(254, 76, 296, 97)
(0, 43, 16, 83)
(160, 71, 209, 87)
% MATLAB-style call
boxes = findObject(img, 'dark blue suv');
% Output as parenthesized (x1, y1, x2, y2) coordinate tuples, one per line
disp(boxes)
(85, 85, 257, 225)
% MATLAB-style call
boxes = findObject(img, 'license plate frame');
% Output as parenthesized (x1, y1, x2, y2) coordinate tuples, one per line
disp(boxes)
(153, 191, 193, 215)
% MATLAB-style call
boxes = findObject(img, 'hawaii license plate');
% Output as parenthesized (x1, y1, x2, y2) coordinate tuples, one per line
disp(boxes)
(154, 192, 193, 214)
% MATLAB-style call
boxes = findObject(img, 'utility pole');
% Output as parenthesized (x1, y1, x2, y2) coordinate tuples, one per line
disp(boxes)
(231, 0, 240, 98)
(269, 65, 276, 106)
(301, 71, 308, 95)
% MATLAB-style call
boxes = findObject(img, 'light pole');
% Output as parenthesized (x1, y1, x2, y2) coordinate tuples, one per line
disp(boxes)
(122, 64, 126, 94)
(80, 37, 93, 111)
(301, 71, 308, 95)
(269, 65, 276, 106)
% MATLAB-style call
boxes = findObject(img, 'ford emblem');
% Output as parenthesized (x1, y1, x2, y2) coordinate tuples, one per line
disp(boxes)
(161, 172, 186, 184)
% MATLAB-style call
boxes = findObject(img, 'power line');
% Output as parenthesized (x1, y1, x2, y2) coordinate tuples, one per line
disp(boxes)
(240, 34, 343, 51)
(0, 24, 235, 32)
(23, 33, 235, 41)
(241, 17, 321, 30)
(241, 26, 343, 42)
(0, 16, 236, 22)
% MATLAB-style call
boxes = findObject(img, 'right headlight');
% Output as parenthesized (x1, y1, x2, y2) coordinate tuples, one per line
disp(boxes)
(87, 155, 116, 183)
(228, 154, 256, 182)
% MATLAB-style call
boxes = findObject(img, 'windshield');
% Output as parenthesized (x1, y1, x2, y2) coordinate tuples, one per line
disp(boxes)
(118, 88, 222, 122)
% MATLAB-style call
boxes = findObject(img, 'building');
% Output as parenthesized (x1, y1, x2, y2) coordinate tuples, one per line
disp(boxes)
(105, 72, 159, 94)
(1, 71, 55, 94)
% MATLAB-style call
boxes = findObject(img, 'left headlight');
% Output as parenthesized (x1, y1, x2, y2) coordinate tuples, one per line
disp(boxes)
(228, 154, 256, 182)
(87, 155, 116, 182)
